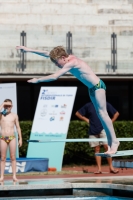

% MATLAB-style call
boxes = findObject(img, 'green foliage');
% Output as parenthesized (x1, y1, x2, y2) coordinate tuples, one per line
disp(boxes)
(63, 120, 133, 164)
(19, 120, 133, 165)
(19, 121, 32, 157)
(113, 121, 133, 159)
(63, 120, 94, 164)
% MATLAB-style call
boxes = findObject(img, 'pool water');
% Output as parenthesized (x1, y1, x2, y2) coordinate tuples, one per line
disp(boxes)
(1, 197, 133, 200)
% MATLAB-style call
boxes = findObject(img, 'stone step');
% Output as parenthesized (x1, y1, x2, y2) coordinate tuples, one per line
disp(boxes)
(92, 0, 129, 4)
(1, 0, 129, 5)
(0, 14, 112, 26)
(128, 0, 133, 4)
(0, 50, 131, 61)
(0, 0, 89, 3)
(72, 35, 133, 48)
(0, 3, 97, 15)
(1, 14, 133, 26)
(0, 10, 133, 26)
(0, 60, 133, 74)
(0, 31, 133, 50)
(109, 20, 133, 26)
(27, 0, 90, 3)
(98, 8, 133, 14)
(0, 59, 133, 74)
(1, 25, 133, 35)
(0, 3, 132, 15)
(98, 4, 132, 9)
(0, 24, 133, 36)
(0, 41, 132, 59)
(3, 0, 128, 5)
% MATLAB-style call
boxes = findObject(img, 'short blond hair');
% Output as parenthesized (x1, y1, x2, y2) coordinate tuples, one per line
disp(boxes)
(4, 99, 12, 103)
(50, 46, 68, 62)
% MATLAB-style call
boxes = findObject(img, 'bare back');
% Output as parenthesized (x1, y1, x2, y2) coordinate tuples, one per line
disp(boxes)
(0, 113, 17, 136)
(68, 55, 100, 88)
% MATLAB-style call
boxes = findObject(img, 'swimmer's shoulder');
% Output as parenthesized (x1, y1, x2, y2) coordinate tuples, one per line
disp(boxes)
(68, 55, 79, 66)
(11, 112, 18, 119)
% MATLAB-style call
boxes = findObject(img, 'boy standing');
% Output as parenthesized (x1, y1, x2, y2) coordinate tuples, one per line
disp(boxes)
(0, 99, 22, 182)
(16, 45, 119, 154)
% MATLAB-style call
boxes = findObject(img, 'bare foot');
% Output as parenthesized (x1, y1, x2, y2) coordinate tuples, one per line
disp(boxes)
(13, 177, 18, 182)
(104, 141, 120, 154)
(0, 177, 4, 182)
(108, 145, 111, 151)
(104, 145, 111, 154)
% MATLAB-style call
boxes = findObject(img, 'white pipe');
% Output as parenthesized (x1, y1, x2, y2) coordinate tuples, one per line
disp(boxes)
(27, 138, 133, 143)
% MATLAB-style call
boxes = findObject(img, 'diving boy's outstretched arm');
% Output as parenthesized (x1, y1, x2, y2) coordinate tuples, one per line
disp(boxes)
(16, 46, 49, 57)
(28, 62, 73, 83)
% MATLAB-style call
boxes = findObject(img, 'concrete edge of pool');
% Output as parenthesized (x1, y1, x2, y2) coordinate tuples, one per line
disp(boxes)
(0, 176, 133, 198)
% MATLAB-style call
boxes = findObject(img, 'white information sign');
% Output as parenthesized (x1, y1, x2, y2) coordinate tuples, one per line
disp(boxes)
(27, 87, 77, 171)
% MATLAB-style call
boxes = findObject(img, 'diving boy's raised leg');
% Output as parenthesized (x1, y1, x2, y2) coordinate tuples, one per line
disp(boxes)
(90, 89, 119, 154)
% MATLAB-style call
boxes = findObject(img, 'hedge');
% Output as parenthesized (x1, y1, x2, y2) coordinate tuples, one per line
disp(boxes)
(19, 120, 133, 164)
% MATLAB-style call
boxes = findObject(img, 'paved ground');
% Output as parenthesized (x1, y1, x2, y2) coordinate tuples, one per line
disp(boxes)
(4, 165, 133, 181)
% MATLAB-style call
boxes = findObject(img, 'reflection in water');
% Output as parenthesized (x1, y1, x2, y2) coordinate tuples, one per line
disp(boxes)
(1, 181, 19, 186)
(1, 179, 64, 186)
(71, 178, 133, 185)
(1, 178, 133, 186)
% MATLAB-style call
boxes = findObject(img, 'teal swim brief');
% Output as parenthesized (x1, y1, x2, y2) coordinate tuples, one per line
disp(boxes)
(89, 79, 106, 97)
